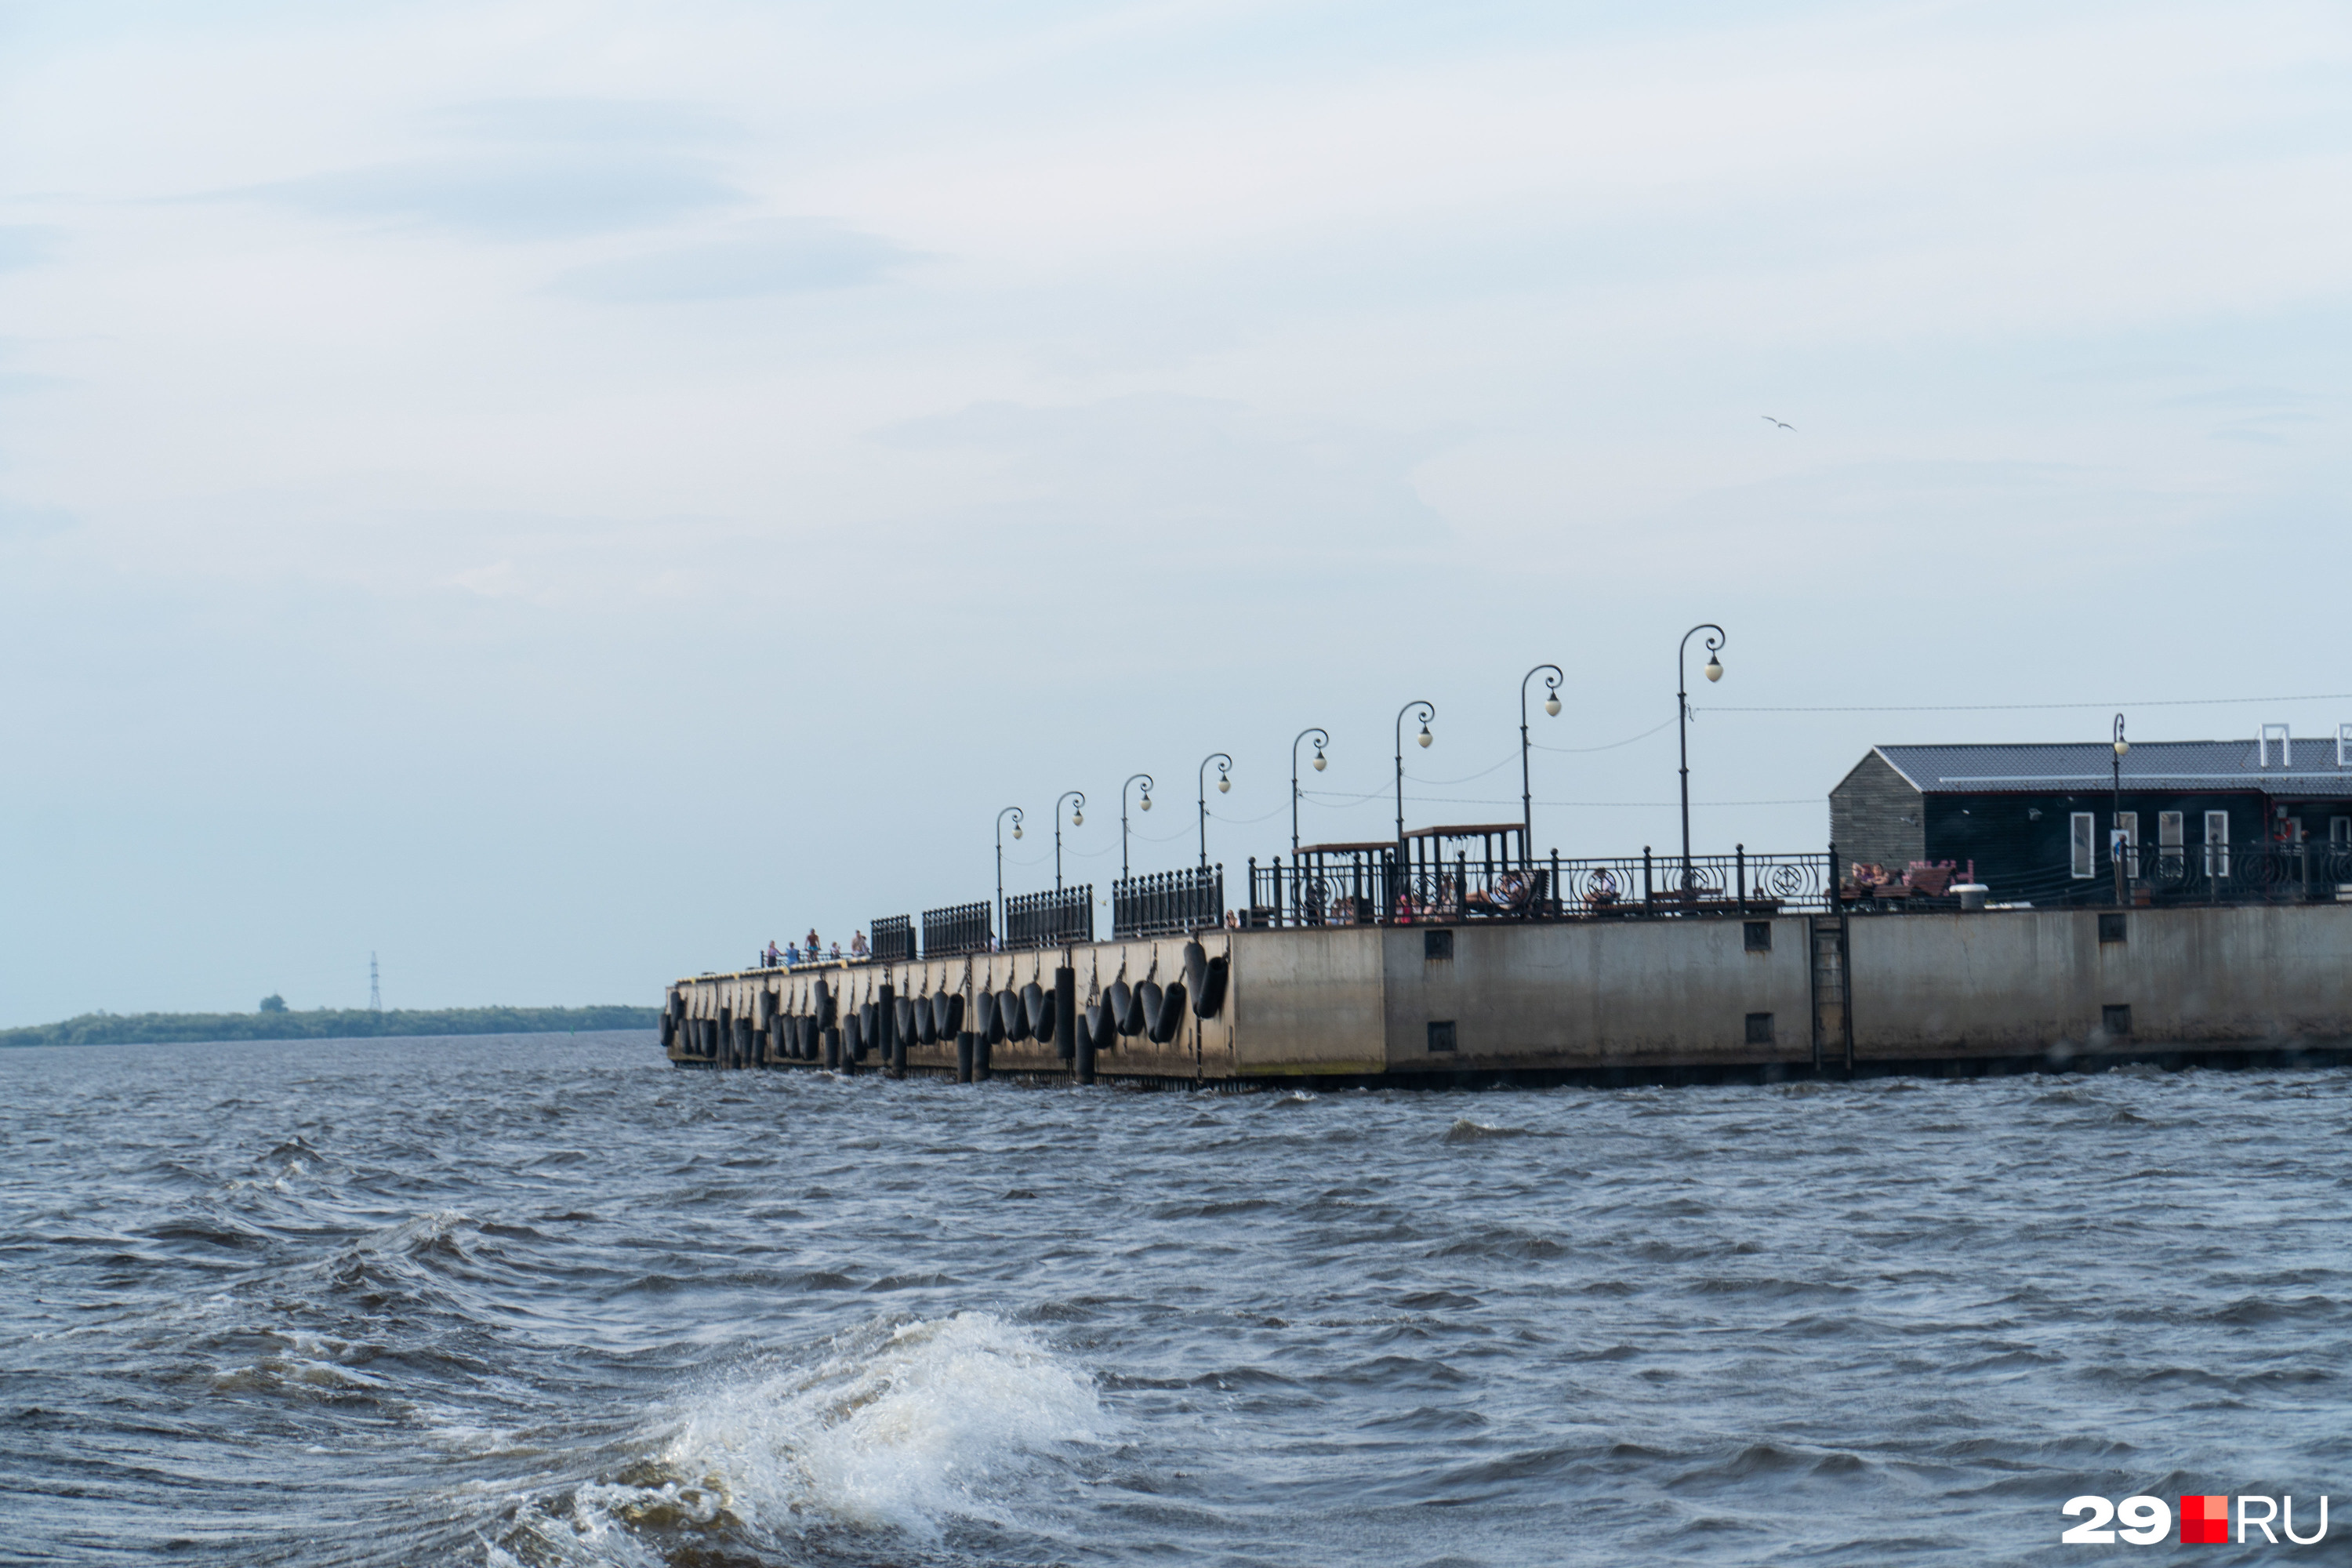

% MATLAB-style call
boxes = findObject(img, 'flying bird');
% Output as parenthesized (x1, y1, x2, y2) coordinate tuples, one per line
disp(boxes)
(1762, 416, 1795, 430)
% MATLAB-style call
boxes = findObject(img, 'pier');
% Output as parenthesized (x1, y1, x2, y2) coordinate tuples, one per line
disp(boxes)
(665, 900, 2352, 1085)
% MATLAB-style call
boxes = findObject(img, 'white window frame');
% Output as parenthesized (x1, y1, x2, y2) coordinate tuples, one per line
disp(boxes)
(2261, 723, 2291, 768)
(2340, 723, 2352, 767)
(2205, 810, 2231, 877)
(2071, 811, 2096, 878)
(2113, 811, 2139, 878)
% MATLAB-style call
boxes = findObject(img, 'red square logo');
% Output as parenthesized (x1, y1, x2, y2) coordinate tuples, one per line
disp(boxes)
(2181, 1494, 2230, 1544)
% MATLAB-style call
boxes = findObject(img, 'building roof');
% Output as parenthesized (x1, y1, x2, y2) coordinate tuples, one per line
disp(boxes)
(1871, 739, 2352, 797)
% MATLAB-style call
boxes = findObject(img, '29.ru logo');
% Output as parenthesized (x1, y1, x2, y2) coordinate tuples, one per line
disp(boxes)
(2061, 1494, 2328, 1545)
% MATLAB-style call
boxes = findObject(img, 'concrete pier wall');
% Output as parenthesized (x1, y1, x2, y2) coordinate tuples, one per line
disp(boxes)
(1846, 905, 2352, 1059)
(666, 903, 2352, 1080)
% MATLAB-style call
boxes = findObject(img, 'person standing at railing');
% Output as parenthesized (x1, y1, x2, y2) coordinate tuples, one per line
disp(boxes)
(765, 939, 782, 967)
(850, 930, 869, 959)
(786, 942, 801, 967)
(805, 927, 821, 958)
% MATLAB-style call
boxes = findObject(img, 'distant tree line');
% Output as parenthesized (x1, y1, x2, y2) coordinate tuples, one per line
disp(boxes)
(0, 1004, 660, 1049)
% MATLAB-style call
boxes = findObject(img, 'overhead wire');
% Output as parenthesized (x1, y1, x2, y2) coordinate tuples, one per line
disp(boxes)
(1695, 692, 2352, 714)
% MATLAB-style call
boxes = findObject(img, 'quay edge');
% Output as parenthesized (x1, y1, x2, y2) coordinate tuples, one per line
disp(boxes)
(662, 904, 2352, 1086)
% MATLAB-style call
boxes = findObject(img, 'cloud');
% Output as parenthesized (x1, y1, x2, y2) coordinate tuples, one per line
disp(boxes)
(877, 394, 1450, 557)
(553, 219, 917, 301)
(230, 94, 750, 240)
(432, 97, 742, 149)
(244, 154, 742, 241)
(0, 499, 74, 539)
(0, 226, 60, 270)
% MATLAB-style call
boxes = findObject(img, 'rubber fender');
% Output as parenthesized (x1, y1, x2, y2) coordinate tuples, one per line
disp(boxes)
(859, 1002, 878, 1046)
(842, 1012, 862, 1059)
(1192, 955, 1228, 1018)
(1136, 981, 1163, 1040)
(1149, 980, 1188, 1044)
(1109, 980, 1141, 1036)
(895, 997, 916, 1044)
(1085, 999, 1116, 1052)
(1032, 989, 1057, 1047)
(972, 989, 999, 1044)
(1182, 941, 1208, 1000)
(914, 994, 936, 1045)
(659, 1011, 675, 1051)
(812, 979, 835, 1031)
(936, 990, 962, 1037)
(1021, 982, 1047, 1038)
(998, 989, 1029, 1042)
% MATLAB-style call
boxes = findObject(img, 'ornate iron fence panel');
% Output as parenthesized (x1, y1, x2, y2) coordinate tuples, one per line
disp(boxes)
(1243, 849, 1829, 924)
(1006, 886, 1093, 949)
(869, 914, 915, 964)
(921, 901, 993, 958)
(1114, 867, 1225, 937)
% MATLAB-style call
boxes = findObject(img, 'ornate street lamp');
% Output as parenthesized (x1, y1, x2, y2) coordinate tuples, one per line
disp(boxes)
(1197, 753, 1232, 872)
(1054, 791, 1085, 892)
(1394, 700, 1435, 900)
(1120, 774, 1153, 880)
(995, 806, 1024, 943)
(1676, 624, 1726, 892)
(1520, 664, 1563, 870)
(1290, 728, 1328, 858)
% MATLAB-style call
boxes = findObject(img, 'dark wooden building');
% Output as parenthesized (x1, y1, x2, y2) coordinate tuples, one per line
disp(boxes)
(1830, 731, 2352, 902)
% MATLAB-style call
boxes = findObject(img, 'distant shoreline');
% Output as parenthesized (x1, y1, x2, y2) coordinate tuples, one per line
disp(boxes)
(0, 1006, 659, 1048)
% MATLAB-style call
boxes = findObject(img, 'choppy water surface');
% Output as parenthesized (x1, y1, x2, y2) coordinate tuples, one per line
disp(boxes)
(3, 1033, 2347, 1565)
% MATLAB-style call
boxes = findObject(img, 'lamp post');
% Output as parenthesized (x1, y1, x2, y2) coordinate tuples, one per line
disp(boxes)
(995, 806, 1024, 943)
(1197, 753, 1232, 872)
(1394, 700, 1435, 903)
(1054, 791, 1085, 892)
(1120, 774, 1153, 880)
(1290, 728, 1328, 858)
(1520, 665, 1563, 870)
(2112, 714, 2129, 906)
(1676, 624, 1726, 892)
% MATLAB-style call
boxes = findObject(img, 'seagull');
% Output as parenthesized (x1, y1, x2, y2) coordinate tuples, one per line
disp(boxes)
(1762, 416, 1795, 430)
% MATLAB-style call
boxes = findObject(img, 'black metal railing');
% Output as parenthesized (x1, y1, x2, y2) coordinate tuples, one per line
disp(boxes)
(1245, 847, 1835, 926)
(1113, 866, 1225, 937)
(922, 900, 993, 957)
(1006, 885, 1093, 949)
(870, 915, 915, 963)
(1923, 844, 2352, 911)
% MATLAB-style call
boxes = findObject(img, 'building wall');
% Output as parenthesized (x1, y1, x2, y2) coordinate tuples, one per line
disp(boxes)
(1830, 750, 1925, 874)
(1922, 790, 2264, 902)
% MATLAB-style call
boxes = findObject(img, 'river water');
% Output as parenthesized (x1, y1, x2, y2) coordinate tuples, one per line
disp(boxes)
(2, 1033, 2344, 1565)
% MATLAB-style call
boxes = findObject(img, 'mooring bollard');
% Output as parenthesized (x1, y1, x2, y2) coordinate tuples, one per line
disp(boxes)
(956, 1030, 975, 1083)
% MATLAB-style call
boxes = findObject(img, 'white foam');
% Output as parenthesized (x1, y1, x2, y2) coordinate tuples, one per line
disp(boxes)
(517, 1310, 1100, 1560)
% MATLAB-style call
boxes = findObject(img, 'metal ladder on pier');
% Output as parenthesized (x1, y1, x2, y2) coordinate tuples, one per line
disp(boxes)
(1809, 914, 1853, 1075)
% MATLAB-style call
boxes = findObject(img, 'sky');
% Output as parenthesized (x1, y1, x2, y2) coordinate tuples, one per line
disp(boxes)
(2, 0, 2348, 1023)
